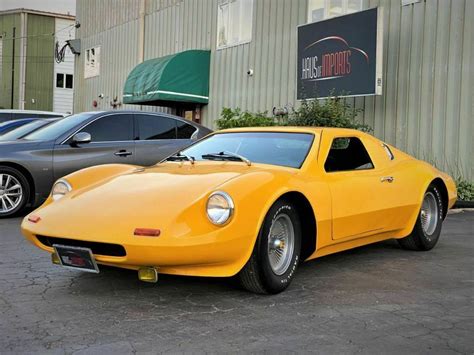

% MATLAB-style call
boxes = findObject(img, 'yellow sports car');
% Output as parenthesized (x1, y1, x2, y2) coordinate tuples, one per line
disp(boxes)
(21, 127, 457, 294)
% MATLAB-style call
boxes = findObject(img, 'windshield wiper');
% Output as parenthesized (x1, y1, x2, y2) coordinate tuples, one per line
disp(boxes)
(202, 151, 251, 166)
(166, 152, 195, 164)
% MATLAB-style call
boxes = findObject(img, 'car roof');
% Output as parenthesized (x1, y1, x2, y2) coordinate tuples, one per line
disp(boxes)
(0, 109, 67, 116)
(82, 110, 208, 128)
(217, 126, 366, 134)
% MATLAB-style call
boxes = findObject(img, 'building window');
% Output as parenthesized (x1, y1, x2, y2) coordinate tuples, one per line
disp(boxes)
(56, 73, 74, 89)
(56, 73, 64, 88)
(217, 0, 253, 49)
(84, 46, 100, 78)
(65, 74, 74, 89)
(308, 0, 364, 22)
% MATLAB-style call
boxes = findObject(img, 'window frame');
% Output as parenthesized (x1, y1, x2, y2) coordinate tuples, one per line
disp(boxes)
(56, 73, 65, 88)
(307, 0, 365, 23)
(65, 74, 74, 89)
(324, 136, 375, 173)
(216, 0, 254, 50)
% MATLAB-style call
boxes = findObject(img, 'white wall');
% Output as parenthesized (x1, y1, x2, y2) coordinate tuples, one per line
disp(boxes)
(53, 18, 75, 114)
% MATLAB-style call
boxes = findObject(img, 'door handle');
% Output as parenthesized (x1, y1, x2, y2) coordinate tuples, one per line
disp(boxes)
(114, 150, 132, 157)
(381, 176, 394, 183)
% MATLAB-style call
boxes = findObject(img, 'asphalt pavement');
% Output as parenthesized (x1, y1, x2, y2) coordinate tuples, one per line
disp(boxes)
(0, 211, 473, 354)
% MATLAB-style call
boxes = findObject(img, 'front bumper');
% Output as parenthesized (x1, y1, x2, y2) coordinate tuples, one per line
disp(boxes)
(21, 220, 255, 277)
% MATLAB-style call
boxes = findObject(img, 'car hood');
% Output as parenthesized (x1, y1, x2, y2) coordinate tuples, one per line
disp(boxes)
(30, 162, 294, 239)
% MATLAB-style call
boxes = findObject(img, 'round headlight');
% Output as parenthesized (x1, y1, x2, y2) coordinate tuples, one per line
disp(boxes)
(51, 180, 72, 201)
(207, 191, 234, 225)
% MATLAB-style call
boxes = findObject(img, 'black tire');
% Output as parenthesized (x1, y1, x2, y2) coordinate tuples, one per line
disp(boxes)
(0, 166, 30, 218)
(238, 200, 302, 294)
(398, 184, 444, 251)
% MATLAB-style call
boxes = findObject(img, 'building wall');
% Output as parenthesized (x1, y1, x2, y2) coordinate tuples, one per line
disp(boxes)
(0, 13, 21, 109)
(53, 17, 76, 113)
(24, 14, 55, 111)
(74, 0, 473, 179)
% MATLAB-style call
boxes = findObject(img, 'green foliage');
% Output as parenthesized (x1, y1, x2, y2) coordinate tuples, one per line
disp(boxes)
(216, 96, 372, 132)
(455, 178, 474, 201)
(287, 98, 372, 132)
(216, 108, 276, 129)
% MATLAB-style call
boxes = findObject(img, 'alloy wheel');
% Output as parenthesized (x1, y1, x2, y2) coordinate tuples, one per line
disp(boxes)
(0, 173, 23, 213)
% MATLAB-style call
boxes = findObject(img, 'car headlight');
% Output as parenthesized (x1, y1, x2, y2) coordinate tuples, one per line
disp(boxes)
(51, 179, 72, 201)
(207, 191, 234, 225)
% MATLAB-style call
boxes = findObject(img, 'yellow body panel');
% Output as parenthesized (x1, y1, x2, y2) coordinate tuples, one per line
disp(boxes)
(21, 127, 457, 277)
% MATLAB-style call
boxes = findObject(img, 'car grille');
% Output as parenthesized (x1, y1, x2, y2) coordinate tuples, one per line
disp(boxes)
(36, 235, 126, 257)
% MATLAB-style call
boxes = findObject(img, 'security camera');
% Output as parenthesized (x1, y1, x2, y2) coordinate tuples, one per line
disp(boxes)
(98, 93, 104, 99)
(247, 69, 254, 76)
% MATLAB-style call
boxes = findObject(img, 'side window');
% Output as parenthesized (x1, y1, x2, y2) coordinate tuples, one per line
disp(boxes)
(176, 120, 197, 139)
(324, 137, 374, 172)
(80, 114, 134, 142)
(136, 114, 176, 140)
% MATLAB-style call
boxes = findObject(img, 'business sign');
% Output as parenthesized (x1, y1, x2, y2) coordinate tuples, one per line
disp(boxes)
(297, 8, 383, 99)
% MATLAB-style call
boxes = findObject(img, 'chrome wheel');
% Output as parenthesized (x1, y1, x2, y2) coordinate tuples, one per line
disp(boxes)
(267, 214, 295, 275)
(420, 191, 439, 236)
(0, 173, 23, 213)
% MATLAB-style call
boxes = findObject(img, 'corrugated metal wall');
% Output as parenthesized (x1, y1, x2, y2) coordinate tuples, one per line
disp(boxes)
(74, 0, 473, 179)
(24, 14, 55, 111)
(0, 13, 21, 109)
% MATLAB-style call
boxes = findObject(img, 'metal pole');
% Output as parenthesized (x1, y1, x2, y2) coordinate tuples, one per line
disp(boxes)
(10, 27, 16, 109)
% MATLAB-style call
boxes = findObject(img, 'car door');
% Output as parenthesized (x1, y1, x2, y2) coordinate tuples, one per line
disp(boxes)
(134, 114, 195, 166)
(52, 113, 136, 180)
(320, 132, 389, 241)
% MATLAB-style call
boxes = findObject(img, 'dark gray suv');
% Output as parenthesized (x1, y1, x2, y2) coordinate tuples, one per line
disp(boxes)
(0, 111, 212, 217)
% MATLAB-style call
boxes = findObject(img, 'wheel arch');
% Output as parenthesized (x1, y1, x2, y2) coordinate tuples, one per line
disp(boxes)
(0, 161, 35, 204)
(430, 177, 449, 219)
(274, 191, 317, 261)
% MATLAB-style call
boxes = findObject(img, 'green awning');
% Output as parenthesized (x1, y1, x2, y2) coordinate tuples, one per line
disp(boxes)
(123, 50, 210, 105)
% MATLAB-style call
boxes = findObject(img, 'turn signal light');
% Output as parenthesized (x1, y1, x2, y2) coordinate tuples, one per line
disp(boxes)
(134, 228, 161, 237)
(138, 267, 159, 283)
(28, 215, 41, 223)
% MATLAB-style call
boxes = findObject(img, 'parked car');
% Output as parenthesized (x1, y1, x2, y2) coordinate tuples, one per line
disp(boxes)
(0, 110, 66, 123)
(0, 118, 63, 142)
(0, 111, 212, 217)
(0, 119, 37, 135)
(21, 127, 457, 294)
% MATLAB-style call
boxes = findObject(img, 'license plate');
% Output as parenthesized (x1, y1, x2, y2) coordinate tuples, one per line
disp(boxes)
(53, 244, 99, 273)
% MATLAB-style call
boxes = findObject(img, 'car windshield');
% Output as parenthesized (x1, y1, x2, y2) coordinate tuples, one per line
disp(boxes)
(24, 113, 94, 141)
(181, 132, 315, 168)
(0, 120, 56, 141)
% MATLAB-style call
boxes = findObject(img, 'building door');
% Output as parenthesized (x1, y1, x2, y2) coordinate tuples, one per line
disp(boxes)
(176, 104, 202, 124)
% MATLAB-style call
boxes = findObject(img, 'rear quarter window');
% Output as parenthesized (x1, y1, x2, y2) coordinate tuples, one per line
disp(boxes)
(176, 120, 197, 139)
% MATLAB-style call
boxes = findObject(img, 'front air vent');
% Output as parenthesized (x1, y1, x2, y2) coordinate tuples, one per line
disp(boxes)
(36, 236, 126, 257)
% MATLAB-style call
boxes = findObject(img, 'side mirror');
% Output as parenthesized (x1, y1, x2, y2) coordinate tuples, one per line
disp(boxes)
(71, 132, 91, 145)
